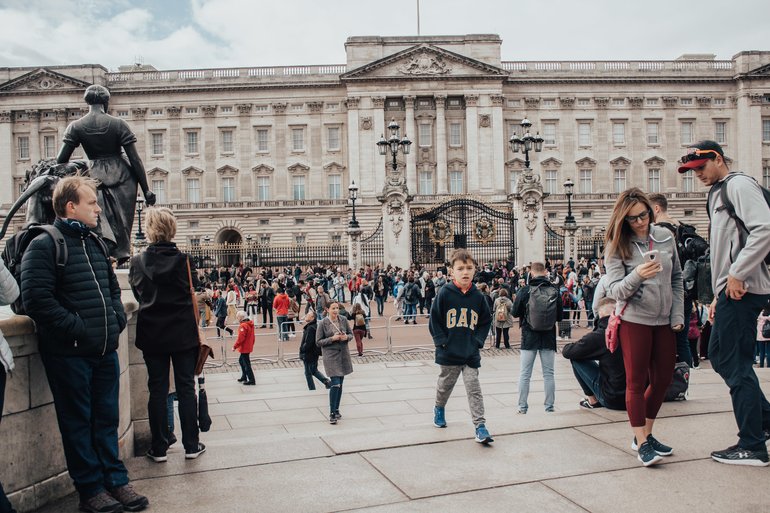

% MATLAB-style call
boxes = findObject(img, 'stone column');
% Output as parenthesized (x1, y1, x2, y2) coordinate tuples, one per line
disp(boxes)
(347, 226, 363, 271)
(346, 97, 361, 188)
(236, 104, 253, 198)
(272, 102, 288, 199)
(512, 168, 547, 266)
(26, 110, 41, 164)
(435, 95, 448, 195)
(307, 101, 324, 198)
(735, 93, 764, 175)
(371, 98, 386, 191)
(465, 95, 480, 193)
(0, 111, 13, 208)
(201, 105, 218, 201)
(403, 96, 417, 195)
(490, 94, 505, 193)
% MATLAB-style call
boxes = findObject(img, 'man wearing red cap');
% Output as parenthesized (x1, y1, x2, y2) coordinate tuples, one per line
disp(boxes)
(678, 140, 770, 466)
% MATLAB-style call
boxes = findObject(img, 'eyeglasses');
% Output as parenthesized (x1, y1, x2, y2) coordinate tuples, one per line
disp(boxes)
(681, 148, 720, 164)
(624, 210, 651, 224)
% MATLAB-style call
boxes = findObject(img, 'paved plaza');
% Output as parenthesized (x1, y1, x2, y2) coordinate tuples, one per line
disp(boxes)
(32, 346, 769, 513)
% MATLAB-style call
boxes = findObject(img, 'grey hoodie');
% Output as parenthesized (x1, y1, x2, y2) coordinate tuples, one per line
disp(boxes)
(605, 224, 684, 327)
(707, 172, 770, 296)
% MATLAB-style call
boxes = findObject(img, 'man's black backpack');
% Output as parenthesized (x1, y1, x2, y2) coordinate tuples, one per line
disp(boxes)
(1, 223, 108, 316)
(658, 221, 710, 302)
(404, 283, 417, 302)
(709, 172, 770, 265)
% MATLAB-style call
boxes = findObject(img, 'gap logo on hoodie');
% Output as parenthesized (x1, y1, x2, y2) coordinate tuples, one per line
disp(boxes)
(446, 308, 479, 330)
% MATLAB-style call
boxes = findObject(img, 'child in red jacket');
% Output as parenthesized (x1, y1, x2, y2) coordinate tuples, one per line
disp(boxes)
(233, 311, 256, 385)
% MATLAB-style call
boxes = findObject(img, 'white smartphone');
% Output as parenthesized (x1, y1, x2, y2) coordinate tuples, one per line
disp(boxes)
(642, 249, 660, 262)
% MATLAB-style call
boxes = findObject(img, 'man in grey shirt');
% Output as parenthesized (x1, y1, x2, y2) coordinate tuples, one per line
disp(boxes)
(679, 140, 770, 466)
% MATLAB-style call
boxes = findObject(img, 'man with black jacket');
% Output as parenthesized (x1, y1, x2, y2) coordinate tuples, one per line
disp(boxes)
(562, 298, 626, 410)
(20, 176, 147, 513)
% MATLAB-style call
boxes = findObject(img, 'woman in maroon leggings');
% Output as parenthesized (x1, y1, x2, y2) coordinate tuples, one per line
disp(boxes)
(604, 188, 684, 467)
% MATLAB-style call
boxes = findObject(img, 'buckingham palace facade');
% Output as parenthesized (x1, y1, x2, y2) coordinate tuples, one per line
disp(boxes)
(1, 34, 770, 260)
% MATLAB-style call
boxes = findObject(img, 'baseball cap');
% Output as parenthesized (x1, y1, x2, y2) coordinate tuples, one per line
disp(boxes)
(677, 140, 725, 173)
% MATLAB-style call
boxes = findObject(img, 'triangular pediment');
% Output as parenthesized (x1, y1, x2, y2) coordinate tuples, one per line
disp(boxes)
(743, 63, 770, 78)
(0, 68, 92, 95)
(341, 44, 507, 81)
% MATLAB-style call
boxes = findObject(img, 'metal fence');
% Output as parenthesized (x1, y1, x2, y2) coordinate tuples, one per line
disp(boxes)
(182, 241, 348, 268)
(545, 222, 605, 262)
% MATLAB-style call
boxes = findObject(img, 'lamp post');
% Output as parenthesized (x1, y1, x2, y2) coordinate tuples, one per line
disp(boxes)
(377, 119, 412, 173)
(508, 116, 544, 170)
(245, 234, 253, 266)
(563, 177, 577, 263)
(348, 181, 360, 229)
(134, 195, 146, 250)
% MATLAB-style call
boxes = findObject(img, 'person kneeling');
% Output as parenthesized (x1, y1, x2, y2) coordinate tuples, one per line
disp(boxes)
(562, 298, 626, 411)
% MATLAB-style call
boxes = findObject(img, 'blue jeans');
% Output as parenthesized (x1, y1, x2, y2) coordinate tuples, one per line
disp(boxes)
(570, 359, 605, 406)
(518, 349, 556, 412)
(374, 296, 385, 316)
(710, 291, 770, 450)
(304, 360, 328, 390)
(277, 315, 288, 340)
(40, 351, 128, 499)
(404, 303, 417, 322)
(675, 297, 693, 366)
(0, 367, 15, 513)
(329, 375, 345, 414)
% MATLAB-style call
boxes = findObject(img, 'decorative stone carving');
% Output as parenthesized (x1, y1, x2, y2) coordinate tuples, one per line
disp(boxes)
(524, 97, 541, 109)
(371, 97, 385, 109)
(251, 164, 274, 175)
(216, 165, 239, 176)
(272, 102, 288, 114)
(662, 96, 678, 107)
(307, 101, 324, 112)
(201, 105, 217, 117)
(181, 166, 204, 176)
(464, 94, 479, 107)
(434, 94, 447, 108)
(52, 108, 66, 121)
(236, 103, 253, 115)
(397, 52, 451, 75)
(559, 97, 576, 109)
(404, 96, 416, 109)
(388, 197, 406, 241)
(360, 116, 373, 130)
(594, 97, 610, 108)
(521, 190, 541, 236)
(490, 94, 505, 107)
(479, 114, 491, 128)
(25, 109, 40, 120)
(287, 163, 310, 174)
(345, 97, 360, 109)
(696, 96, 712, 107)
(628, 97, 644, 108)
(749, 93, 764, 105)
(0, 111, 11, 123)
(131, 107, 147, 118)
(474, 218, 496, 244)
(167, 106, 182, 118)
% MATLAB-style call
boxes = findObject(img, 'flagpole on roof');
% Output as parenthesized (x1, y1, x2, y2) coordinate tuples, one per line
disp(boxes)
(417, 0, 421, 35)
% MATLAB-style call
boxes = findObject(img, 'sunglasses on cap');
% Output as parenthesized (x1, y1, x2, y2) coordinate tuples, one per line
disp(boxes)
(680, 148, 720, 164)
(624, 210, 651, 223)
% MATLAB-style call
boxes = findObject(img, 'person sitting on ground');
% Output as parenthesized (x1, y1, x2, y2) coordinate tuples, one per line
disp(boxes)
(562, 298, 627, 410)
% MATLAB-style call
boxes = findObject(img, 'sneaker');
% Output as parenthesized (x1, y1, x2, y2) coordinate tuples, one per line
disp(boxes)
(107, 484, 149, 512)
(333, 411, 342, 419)
(545, 407, 555, 413)
(237, 377, 246, 382)
(474, 424, 494, 444)
(711, 445, 770, 466)
(517, 409, 527, 415)
(632, 434, 673, 456)
(329, 413, 337, 425)
(79, 491, 124, 513)
(185, 443, 206, 459)
(433, 406, 447, 428)
(637, 441, 663, 467)
(145, 449, 167, 463)
(243, 381, 256, 386)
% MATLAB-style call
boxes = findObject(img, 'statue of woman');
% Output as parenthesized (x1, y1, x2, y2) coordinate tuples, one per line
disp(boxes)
(57, 84, 155, 263)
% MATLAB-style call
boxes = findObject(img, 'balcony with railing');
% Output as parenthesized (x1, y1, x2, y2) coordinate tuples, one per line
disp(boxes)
(105, 64, 348, 86)
(501, 59, 734, 78)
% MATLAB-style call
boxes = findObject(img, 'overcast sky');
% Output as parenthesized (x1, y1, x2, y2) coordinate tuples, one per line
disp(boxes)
(0, 0, 768, 71)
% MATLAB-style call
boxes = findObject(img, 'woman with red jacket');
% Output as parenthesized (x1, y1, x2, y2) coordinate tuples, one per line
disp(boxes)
(232, 311, 255, 385)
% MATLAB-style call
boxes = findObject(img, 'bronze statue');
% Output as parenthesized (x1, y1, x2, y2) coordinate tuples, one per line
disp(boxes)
(57, 84, 155, 263)
(0, 159, 87, 240)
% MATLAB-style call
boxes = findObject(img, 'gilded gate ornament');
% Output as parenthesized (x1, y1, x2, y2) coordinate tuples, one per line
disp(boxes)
(430, 218, 453, 244)
(474, 217, 496, 244)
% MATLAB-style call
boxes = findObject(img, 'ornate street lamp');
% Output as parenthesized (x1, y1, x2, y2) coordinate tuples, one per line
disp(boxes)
(348, 181, 360, 229)
(134, 194, 146, 244)
(508, 116, 544, 169)
(377, 119, 412, 172)
(563, 177, 576, 227)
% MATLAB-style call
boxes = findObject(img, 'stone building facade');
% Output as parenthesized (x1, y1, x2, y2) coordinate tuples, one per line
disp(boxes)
(1, 35, 769, 264)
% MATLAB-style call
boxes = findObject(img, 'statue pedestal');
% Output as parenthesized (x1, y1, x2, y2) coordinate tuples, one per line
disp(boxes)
(511, 168, 547, 267)
(378, 173, 412, 269)
(347, 226, 363, 271)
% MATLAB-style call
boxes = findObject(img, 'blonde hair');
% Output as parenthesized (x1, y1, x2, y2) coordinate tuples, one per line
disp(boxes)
(144, 207, 177, 243)
(52, 175, 98, 218)
(604, 188, 654, 261)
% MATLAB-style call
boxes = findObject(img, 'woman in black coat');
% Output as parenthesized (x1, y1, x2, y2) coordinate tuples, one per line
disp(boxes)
(129, 207, 205, 462)
(299, 310, 330, 390)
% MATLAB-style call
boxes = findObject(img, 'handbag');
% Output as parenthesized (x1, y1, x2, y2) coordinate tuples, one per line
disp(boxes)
(606, 239, 652, 353)
(186, 258, 213, 432)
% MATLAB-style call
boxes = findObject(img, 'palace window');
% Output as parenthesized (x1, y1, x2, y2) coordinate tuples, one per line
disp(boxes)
(328, 174, 342, 199)
(291, 128, 305, 151)
(762, 119, 770, 142)
(579, 169, 592, 194)
(680, 122, 694, 145)
(186, 178, 200, 203)
(763, 164, 770, 189)
(419, 123, 432, 147)
(256, 128, 269, 152)
(185, 130, 199, 154)
(222, 177, 235, 202)
(542, 123, 557, 146)
(715, 121, 726, 144)
(151, 180, 166, 204)
(578, 122, 592, 146)
(647, 122, 659, 145)
(682, 170, 694, 192)
(221, 129, 234, 154)
(292, 175, 306, 200)
(256, 176, 270, 201)
(449, 170, 464, 194)
(613, 169, 626, 193)
(327, 126, 341, 151)
(151, 132, 164, 156)
(419, 170, 433, 195)
(612, 122, 625, 145)
(449, 122, 462, 147)
(545, 170, 558, 194)
(43, 135, 56, 158)
(648, 169, 661, 193)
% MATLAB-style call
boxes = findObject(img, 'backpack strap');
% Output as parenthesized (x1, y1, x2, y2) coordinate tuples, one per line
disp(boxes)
(34, 225, 68, 271)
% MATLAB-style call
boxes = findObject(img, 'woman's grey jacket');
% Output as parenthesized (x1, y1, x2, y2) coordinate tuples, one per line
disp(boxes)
(316, 315, 354, 377)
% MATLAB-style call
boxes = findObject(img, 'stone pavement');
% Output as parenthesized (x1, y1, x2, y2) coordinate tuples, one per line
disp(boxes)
(34, 351, 769, 513)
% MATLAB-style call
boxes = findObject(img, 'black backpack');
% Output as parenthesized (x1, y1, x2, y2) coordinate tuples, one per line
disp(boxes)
(709, 172, 770, 265)
(664, 361, 690, 402)
(404, 283, 417, 302)
(1, 223, 108, 315)
(527, 283, 559, 331)
(658, 221, 710, 302)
